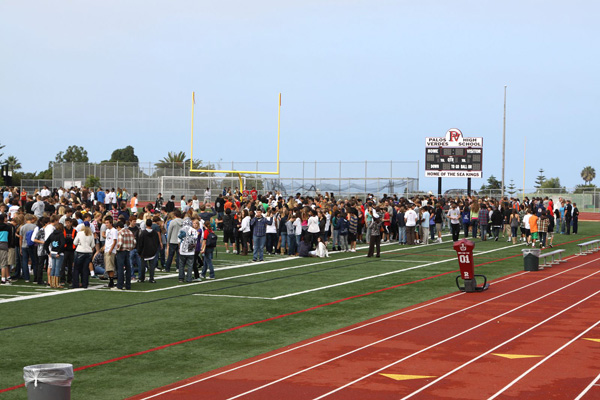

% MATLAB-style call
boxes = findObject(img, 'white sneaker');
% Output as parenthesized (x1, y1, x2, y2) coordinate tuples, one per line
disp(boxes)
(350, 249, 356, 252)
(226, 250, 230, 254)
(233, 250, 237, 254)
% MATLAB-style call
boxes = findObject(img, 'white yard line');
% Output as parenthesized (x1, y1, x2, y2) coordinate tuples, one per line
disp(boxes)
(192, 294, 275, 300)
(270, 244, 523, 300)
(0, 289, 87, 304)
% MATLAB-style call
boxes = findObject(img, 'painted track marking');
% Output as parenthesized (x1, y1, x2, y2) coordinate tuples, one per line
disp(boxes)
(142, 256, 591, 400)
(489, 318, 600, 399)
(311, 256, 600, 399)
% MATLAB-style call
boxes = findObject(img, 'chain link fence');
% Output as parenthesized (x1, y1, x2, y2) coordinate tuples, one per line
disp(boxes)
(20, 161, 419, 202)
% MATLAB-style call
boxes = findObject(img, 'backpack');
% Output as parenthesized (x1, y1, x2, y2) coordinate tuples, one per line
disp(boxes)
(206, 231, 218, 248)
(26, 230, 36, 247)
(36, 229, 47, 256)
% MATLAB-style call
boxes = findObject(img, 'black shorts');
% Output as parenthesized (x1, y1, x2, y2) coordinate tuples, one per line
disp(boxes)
(223, 230, 234, 244)
(348, 232, 356, 243)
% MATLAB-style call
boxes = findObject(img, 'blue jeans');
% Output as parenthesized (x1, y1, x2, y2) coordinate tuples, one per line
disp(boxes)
(471, 220, 479, 238)
(50, 254, 64, 277)
(165, 243, 179, 272)
(116, 250, 131, 290)
(430, 224, 436, 241)
(21, 246, 36, 281)
(480, 224, 488, 240)
(129, 249, 141, 278)
(140, 255, 157, 282)
(179, 254, 194, 282)
(288, 234, 297, 255)
(73, 252, 92, 288)
(201, 249, 214, 278)
(253, 235, 266, 261)
(332, 230, 340, 248)
(398, 226, 406, 244)
(280, 232, 288, 253)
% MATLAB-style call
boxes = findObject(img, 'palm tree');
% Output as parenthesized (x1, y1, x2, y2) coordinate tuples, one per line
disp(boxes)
(155, 151, 187, 168)
(4, 155, 21, 171)
(581, 166, 596, 185)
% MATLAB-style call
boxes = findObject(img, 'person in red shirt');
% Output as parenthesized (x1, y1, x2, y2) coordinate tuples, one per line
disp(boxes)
(382, 210, 391, 243)
(250, 187, 258, 201)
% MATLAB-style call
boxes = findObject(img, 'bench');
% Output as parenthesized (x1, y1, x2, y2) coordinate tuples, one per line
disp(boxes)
(539, 249, 566, 268)
(578, 240, 600, 255)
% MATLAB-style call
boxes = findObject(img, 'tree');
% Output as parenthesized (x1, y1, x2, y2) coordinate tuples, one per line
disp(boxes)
(540, 177, 563, 189)
(55, 145, 89, 163)
(574, 184, 597, 194)
(4, 155, 21, 171)
(534, 168, 546, 189)
(155, 151, 187, 168)
(85, 175, 101, 188)
(108, 145, 139, 163)
(481, 175, 502, 190)
(581, 166, 596, 185)
(507, 179, 517, 196)
(0, 142, 4, 160)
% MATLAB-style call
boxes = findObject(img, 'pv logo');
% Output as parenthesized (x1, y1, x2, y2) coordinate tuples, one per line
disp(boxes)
(459, 243, 467, 252)
(445, 128, 463, 143)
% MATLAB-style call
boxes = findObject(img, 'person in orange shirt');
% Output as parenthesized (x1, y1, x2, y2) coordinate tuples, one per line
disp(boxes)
(529, 211, 539, 248)
(224, 198, 233, 211)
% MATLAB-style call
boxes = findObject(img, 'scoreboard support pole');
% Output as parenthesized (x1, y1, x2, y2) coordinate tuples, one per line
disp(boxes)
(467, 178, 471, 196)
(438, 177, 442, 197)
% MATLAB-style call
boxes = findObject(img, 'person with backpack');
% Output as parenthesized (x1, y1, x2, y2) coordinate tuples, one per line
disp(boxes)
(219, 208, 235, 254)
(33, 217, 50, 285)
(44, 223, 66, 288)
(177, 218, 199, 283)
(61, 218, 76, 286)
(201, 220, 217, 280)
(138, 219, 161, 283)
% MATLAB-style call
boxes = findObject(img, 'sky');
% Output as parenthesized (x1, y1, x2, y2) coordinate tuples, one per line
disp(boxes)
(1, 0, 598, 192)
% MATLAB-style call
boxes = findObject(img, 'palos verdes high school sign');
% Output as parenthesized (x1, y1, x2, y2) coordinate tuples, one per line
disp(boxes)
(425, 129, 483, 178)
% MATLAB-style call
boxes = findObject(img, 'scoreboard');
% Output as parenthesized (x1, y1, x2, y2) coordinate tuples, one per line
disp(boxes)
(425, 129, 483, 178)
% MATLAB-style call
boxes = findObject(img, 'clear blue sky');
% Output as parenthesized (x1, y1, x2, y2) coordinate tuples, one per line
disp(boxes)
(1, 0, 598, 191)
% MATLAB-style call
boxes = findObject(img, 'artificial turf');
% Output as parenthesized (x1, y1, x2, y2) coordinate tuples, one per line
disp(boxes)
(1, 222, 597, 399)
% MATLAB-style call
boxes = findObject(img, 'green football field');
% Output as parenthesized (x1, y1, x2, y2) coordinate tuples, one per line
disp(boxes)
(1, 223, 597, 399)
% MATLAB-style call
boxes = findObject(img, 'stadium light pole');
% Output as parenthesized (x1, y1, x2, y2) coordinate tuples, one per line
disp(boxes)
(501, 85, 507, 199)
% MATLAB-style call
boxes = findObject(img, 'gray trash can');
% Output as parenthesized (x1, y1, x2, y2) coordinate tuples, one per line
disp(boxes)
(522, 248, 541, 271)
(23, 363, 73, 400)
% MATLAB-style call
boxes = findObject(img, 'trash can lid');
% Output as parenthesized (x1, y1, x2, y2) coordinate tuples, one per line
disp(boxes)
(23, 363, 74, 387)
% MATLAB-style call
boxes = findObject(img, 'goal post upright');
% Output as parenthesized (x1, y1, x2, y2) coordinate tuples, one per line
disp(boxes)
(189, 92, 281, 191)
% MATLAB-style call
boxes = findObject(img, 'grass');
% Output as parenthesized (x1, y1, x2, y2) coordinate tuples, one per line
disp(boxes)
(1, 222, 597, 398)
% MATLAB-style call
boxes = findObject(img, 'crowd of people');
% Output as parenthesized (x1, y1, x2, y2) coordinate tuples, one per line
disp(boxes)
(0, 184, 581, 289)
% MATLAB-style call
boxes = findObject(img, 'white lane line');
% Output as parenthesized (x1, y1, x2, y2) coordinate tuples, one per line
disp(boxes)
(403, 289, 600, 400)
(270, 244, 523, 300)
(136, 261, 566, 400)
(17, 291, 42, 294)
(576, 371, 600, 400)
(192, 294, 275, 300)
(226, 257, 600, 400)
(136, 292, 465, 400)
(490, 318, 600, 399)
(312, 258, 600, 400)
(0, 294, 22, 297)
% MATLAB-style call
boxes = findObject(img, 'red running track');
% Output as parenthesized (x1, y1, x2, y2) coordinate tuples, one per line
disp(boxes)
(130, 253, 600, 400)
